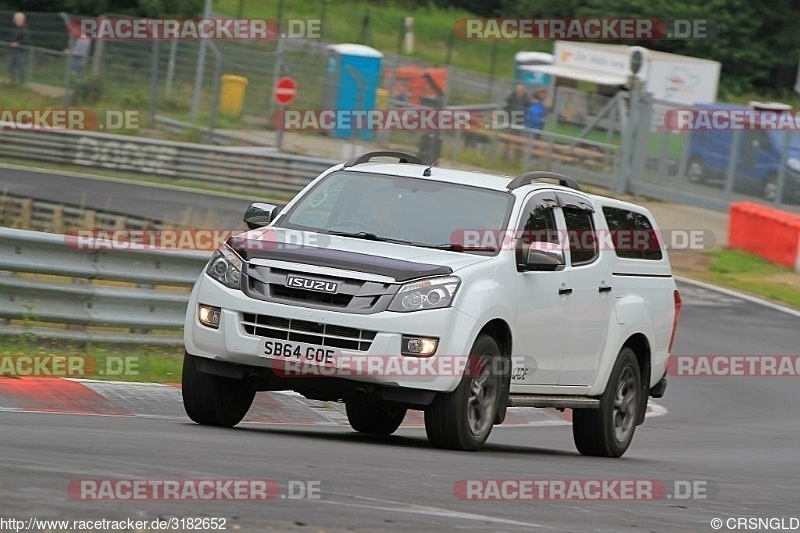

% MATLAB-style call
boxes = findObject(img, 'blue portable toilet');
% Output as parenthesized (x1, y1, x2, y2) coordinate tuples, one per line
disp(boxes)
(323, 44, 383, 140)
(514, 51, 554, 90)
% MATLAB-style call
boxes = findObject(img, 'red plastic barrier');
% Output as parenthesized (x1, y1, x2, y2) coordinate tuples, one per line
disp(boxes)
(728, 202, 800, 270)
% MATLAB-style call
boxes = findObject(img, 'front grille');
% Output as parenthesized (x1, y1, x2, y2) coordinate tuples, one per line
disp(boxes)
(242, 313, 377, 351)
(244, 265, 397, 313)
(271, 285, 354, 307)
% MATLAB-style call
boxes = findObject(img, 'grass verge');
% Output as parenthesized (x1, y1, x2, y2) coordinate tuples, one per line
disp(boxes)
(0, 336, 183, 384)
(673, 248, 800, 309)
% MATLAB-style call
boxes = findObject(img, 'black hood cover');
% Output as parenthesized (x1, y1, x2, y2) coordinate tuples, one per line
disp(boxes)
(228, 237, 452, 283)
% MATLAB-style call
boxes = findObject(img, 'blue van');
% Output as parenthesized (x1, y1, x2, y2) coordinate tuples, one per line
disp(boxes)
(684, 103, 800, 203)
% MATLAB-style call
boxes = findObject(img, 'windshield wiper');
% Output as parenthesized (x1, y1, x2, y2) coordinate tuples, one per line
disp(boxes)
(328, 230, 383, 241)
(425, 243, 499, 253)
(328, 231, 418, 246)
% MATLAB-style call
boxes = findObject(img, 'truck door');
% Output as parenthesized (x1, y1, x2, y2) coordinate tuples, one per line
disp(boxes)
(512, 191, 569, 387)
(556, 193, 613, 386)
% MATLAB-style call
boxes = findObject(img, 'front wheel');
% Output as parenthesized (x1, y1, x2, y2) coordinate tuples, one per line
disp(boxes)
(424, 335, 502, 451)
(345, 398, 406, 435)
(572, 347, 641, 458)
(182, 353, 255, 427)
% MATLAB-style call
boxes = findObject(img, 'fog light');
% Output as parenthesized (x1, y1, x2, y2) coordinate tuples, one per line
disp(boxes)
(401, 336, 438, 357)
(198, 304, 221, 329)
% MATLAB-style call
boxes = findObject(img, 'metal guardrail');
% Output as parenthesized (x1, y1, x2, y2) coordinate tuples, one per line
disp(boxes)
(0, 128, 338, 198)
(0, 193, 159, 233)
(0, 227, 209, 345)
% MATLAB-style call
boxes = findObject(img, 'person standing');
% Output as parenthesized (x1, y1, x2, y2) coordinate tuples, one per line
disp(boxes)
(66, 32, 91, 77)
(504, 83, 530, 127)
(9, 12, 28, 84)
(524, 93, 546, 134)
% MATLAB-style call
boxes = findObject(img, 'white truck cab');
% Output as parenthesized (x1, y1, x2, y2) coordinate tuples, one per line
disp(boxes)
(183, 151, 681, 457)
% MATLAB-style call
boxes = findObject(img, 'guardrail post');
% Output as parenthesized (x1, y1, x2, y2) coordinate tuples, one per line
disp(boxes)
(775, 130, 790, 205)
(724, 129, 742, 199)
(82, 209, 97, 230)
(18, 199, 33, 229)
(52, 205, 64, 234)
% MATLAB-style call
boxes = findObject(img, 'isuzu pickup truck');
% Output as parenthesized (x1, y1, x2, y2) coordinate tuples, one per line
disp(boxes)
(183, 151, 680, 457)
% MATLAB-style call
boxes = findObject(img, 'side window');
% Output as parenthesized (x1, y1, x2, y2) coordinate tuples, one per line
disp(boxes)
(602, 206, 663, 260)
(516, 195, 560, 264)
(563, 207, 598, 265)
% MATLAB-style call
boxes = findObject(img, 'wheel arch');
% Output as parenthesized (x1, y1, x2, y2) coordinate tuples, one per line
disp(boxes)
(475, 318, 513, 425)
(622, 332, 651, 425)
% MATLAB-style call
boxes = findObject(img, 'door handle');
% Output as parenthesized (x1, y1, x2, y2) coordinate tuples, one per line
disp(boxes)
(558, 287, 573, 295)
(598, 286, 612, 293)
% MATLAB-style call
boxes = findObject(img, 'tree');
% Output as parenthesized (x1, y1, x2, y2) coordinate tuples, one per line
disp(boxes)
(576, 0, 800, 94)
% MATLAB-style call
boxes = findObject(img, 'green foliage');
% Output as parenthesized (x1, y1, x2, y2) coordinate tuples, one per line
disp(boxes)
(71, 75, 105, 104)
(137, 0, 203, 17)
(576, 0, 800, 94)
(3, 0, 201, 16)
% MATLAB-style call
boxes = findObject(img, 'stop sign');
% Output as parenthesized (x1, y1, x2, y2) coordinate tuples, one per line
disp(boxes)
(274, 77, 297, 105)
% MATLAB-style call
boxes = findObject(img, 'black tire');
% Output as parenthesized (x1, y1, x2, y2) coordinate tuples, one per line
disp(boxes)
(686, 156, 706, 184)
(572, 347, 641, 458)
(345, 398, 406, 436)
(424, 335, 502, 451)
(182, 353, 255, 427)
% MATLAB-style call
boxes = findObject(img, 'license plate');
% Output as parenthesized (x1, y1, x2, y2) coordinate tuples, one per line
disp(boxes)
(263, 340, 338, 366)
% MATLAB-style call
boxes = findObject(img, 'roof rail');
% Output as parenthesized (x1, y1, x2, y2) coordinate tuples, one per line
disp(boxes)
(507, 171, 582, 191)
(342, 151, 422, 168)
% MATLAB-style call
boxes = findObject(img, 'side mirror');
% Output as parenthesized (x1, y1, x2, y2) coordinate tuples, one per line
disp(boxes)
(519, 242, 565, 272)
(243, 202, 279, 229)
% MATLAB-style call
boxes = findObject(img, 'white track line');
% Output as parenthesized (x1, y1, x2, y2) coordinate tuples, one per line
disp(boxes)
(676, 275, 800, 318)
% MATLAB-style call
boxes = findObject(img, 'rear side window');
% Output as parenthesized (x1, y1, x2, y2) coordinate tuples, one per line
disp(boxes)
(563, 207, 598, 265)
(602, 207, 663, 260)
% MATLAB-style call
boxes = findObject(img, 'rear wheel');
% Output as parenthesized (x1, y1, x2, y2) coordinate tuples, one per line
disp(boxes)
(424, 335, 501, 451)
(345, 398, 406, 436)
(572, 347, 641, 458)
(182, 353, 255, 427)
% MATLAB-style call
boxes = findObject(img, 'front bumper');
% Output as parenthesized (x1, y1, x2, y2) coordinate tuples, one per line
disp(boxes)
(184, 275, 480, 393)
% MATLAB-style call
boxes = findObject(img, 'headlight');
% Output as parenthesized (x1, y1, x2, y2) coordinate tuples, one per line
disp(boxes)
(788, 158, 800, 173)
(388, 276, 460, 312)
(205, 243, 243, 289)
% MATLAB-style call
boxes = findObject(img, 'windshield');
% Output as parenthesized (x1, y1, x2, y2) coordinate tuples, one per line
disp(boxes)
(276, 170, 514, 252)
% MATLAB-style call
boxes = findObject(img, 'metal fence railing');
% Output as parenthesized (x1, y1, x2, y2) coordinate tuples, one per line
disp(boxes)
(0, 226, 208, 345)
(0, 193, 159, 233)
(0, 128, 338, 198)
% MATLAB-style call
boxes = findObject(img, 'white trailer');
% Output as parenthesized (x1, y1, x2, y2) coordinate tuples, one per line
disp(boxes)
(529, 41, 721, 105)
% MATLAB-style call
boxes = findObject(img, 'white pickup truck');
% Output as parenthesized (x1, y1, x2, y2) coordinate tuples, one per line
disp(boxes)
(183, 152, 681, 457)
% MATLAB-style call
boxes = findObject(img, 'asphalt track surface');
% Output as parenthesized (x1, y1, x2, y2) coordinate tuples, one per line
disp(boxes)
(0, 165, 253, 227)
(1, 171, 799, 531)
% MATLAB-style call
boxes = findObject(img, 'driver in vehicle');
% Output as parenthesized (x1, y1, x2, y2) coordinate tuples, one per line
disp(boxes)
(350, 186, 409, 239)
